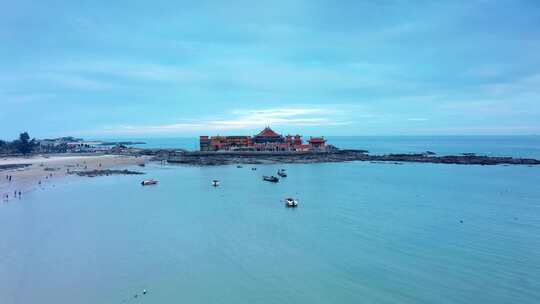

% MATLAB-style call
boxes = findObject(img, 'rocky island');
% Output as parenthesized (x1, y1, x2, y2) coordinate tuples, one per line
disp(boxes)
(161, 127, 540, 166)
(166, 150, 540, 166)
(67, 169, 145, 177)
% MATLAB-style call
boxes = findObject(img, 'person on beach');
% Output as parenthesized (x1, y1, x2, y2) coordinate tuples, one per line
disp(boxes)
(18, 191, 21, 197)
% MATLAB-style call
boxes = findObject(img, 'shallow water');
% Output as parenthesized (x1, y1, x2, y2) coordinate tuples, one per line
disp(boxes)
(1, 161, 539, 304)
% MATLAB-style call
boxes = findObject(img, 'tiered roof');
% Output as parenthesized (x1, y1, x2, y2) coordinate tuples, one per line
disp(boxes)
(255, 127, 281, 137)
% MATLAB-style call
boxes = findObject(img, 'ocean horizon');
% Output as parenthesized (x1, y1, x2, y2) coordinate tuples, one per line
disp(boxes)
(99, 135, 540, 159)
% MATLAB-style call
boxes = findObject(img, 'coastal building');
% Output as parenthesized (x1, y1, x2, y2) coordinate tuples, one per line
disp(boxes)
(308, 137, 327, 151)
(253, 127, 284, 144)
(37, 137, 113, 153)
(200, 127, 329, 152)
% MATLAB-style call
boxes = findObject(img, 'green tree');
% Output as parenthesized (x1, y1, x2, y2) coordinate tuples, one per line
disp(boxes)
(16, 132, 36, 155)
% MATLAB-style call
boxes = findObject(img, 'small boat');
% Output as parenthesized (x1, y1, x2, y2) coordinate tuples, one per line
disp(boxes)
(263, 175, 279, 183)
(237, 165, 243, 168)
(212, 180, 220, 187)
(277, 170, 287, 177)
(141, 179, 158, 186)
(284, 198, 298, 207)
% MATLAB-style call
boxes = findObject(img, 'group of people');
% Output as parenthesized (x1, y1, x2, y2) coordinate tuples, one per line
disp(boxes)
(3, 168, 60, 202)
(39, 173, 54, 185)
(2, 190, 21, 201)
(3, 174, 21, 201)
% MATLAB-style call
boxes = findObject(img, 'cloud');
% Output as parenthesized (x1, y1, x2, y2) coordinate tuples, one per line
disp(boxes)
(40, 73, 115, 90)
(481, 73, 540, 97)
(464, 66, 504, 78)
(0, 92, 56, 105)
(96, 107, 348, 135)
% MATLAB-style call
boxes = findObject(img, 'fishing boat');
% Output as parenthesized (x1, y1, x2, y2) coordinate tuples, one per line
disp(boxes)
(141, 179, 158, 186)
(277, 169, 287, 177)
(262, 175, 279, 183)
(284, 198, 298, 207)
(212, 180, 220, 187)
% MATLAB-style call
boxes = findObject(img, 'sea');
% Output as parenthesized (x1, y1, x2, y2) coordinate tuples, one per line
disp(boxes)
(1, 136, 539, 304)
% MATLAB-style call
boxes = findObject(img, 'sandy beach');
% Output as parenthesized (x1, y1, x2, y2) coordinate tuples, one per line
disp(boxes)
(0, 154, 148, 200)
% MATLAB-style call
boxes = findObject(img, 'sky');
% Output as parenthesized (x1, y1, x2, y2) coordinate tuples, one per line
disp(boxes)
(1, 0, 540, 139)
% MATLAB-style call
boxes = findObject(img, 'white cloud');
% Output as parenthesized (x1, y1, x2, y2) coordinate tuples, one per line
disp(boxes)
(40, 73, 114, 90)
(96, 107, 348, 135)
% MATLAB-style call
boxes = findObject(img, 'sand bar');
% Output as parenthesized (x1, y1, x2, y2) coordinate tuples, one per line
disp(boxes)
(1, 154, 148, 199)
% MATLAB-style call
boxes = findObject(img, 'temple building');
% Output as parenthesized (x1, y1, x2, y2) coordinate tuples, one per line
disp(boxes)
(200, 127, 329, 152)
(253, 127, 284, 144)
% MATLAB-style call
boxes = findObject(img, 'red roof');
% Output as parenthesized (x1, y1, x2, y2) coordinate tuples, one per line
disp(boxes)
(309, 137, 326, 143)
(255, 127, 281, 137)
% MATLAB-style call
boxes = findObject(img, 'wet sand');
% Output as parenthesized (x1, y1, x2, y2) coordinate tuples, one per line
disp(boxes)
(0, 154, 148, 200)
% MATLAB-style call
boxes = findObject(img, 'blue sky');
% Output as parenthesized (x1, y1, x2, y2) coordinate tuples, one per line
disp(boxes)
(1, 0, 540, 139)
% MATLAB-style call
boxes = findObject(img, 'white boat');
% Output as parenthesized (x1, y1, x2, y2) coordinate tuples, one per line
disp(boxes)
(284, 198, 298, 207)
(212, 180, 220, 187)
(141, 179, 158, 186)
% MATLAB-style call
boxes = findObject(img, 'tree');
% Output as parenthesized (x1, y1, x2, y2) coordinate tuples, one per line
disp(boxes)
(16, 132, 36, 155)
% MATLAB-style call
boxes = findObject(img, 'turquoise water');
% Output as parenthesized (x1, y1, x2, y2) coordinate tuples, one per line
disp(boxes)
(1, 160, 539, 303)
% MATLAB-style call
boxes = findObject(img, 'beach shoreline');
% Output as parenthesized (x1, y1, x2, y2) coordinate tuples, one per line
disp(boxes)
(0, 154, 149, 200)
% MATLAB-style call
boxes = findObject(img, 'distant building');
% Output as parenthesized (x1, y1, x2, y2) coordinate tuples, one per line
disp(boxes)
(199, 136, 211, 151)
(200, 127, 328, 152)
(253, 127, 284, 144)
(37, 137, 113, 153)
(308, 137, 327, 151)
